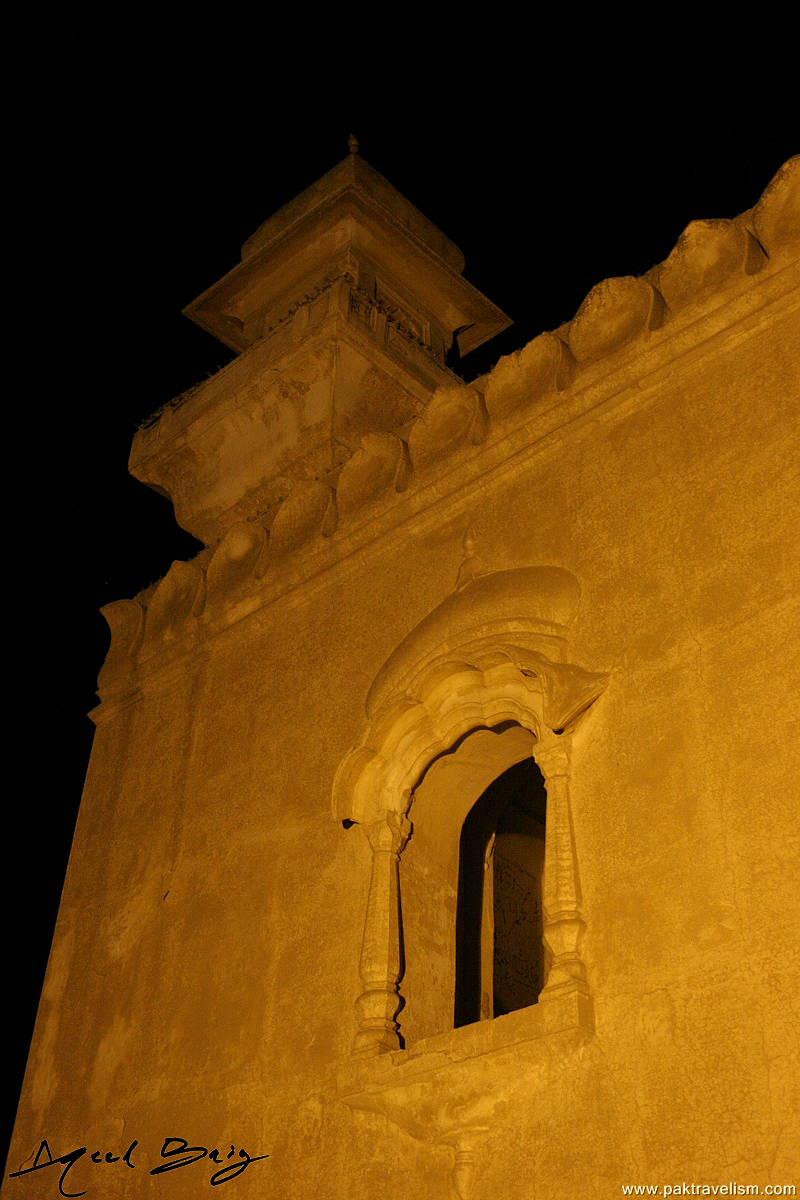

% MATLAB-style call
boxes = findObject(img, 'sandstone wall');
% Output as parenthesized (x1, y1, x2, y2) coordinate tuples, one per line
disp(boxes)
(7, 161, 799, 1200)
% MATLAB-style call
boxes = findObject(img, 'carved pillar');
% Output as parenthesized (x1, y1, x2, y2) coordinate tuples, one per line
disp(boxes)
(353, 810, 411, 1056)
(532, 730, 588, 996)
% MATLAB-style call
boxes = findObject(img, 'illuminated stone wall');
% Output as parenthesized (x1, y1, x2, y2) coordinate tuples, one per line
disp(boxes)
(6, 153, 799, 1199)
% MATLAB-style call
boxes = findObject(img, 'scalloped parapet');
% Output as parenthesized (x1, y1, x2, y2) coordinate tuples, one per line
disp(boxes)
(97, 156, 798, 710)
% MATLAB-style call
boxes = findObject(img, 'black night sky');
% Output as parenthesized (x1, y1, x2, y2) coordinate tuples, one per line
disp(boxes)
(6, 65, 796, 1162)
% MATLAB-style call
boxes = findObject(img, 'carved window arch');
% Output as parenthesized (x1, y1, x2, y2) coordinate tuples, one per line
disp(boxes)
(333, 565, 609, 1058)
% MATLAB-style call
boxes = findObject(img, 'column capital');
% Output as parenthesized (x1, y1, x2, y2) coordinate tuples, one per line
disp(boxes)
(532, 729, 572, 779)
(362, 810, 412, 855)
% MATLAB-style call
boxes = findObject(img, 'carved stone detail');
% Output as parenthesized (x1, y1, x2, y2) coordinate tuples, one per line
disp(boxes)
(531, 730, 587, 996)
(335, 577, 609, 1064)
(269, 481, 337, 555)
(337, 987, 593, 1195)
(335, 643, 608, 828)
(752, 155, 800, 261)
(454, 527, 487, 591)
(365, 566, 582, 719)
(485, 332, 572, 422)
(101, 159, 794, 702)
(407, 385, 489, 467)
(441, 1127, 490, 1199)
(353, 811, 412, 1056)
(656, 217, 766, 310)
(142, 561, 205, 652)
(336, 433, 411, 518)
(348, 281, 442, 362)
(260, 270, 353, 343)
(204, 522, 267, 613)
(568, 275, 664, 363)
(98, 599, 144, 693)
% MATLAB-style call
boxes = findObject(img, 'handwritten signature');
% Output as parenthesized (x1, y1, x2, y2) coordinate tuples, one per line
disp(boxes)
(8, 1136, 270, 1196)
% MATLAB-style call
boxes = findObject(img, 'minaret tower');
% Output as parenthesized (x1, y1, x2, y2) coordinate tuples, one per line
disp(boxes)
(130, 140, 509, 544)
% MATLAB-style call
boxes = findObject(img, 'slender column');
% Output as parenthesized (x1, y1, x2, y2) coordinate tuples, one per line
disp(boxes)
(352, 810, 411, 1056)
(532, 730, 588, 996)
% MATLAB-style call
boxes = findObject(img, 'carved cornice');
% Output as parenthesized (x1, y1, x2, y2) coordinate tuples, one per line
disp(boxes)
(349, 280, 444, 362)
(96, 158, 798, 708)
(262, 270, 354, 341)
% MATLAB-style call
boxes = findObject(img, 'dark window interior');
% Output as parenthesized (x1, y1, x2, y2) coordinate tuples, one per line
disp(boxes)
(454, 756, 546, 1027)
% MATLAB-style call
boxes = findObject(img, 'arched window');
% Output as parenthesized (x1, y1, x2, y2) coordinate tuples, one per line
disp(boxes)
(399, 724, 547, 1046)
(332, 564, 608, 1058)
(454, 756, 547, 1028)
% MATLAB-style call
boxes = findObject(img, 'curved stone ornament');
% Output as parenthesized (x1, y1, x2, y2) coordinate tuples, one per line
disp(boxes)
(656, 217, 766, 310)
(269, 480, 337, 555)
(142, 560, 205, 651)
(97, 598, 144, 693)
(537, 657, 611, 731)
(568, 276, 665, 363)
(336, 433, 412, 518)
(335, 648, 608, 828)
(366, 565, 582, 718)
(752, 154, 800, 261)
(205, 521, 268, 610)
(485, 332, 572, 422)
(407, 385, 488, 468)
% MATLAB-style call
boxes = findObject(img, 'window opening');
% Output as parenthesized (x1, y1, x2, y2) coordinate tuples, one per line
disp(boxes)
(454, 756, 546, 1027)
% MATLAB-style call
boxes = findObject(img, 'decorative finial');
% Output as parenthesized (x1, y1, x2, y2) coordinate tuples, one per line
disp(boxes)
(348, 133, 360, 156)
(455, 526, 486, 591)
